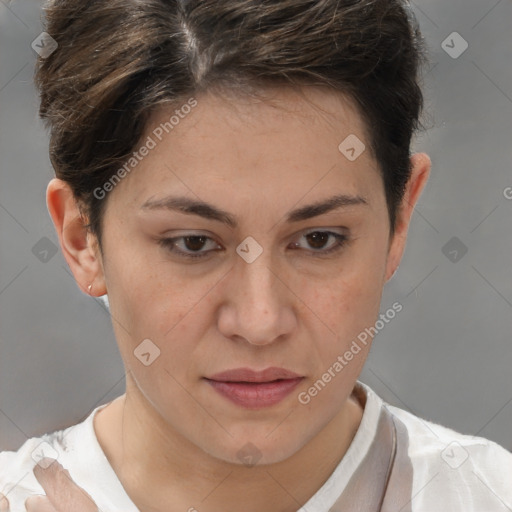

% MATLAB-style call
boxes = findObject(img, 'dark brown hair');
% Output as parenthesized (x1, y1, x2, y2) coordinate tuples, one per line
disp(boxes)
(34, 0, 430, 253)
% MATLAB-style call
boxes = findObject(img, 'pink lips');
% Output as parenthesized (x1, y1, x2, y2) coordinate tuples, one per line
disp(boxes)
(204, 367, 304, 409)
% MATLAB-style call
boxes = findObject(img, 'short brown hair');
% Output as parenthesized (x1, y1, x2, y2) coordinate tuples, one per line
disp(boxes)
(35, 0, 429, 253)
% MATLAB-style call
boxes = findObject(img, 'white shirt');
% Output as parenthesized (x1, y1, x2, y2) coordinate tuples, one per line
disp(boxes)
(1, 381, 511, 511)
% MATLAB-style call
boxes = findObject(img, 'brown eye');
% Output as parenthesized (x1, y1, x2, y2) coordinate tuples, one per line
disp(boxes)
(291, 230, 348, 256)
(159, 235, 222, 259)
(305, 231, 330, 249)
(182, 235, 208, 251)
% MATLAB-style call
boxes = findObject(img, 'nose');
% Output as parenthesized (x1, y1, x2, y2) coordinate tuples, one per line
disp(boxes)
(217, 252, 297, 346)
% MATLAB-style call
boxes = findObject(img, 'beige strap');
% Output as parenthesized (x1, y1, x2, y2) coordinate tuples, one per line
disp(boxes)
(329, 395, 414, 511)
(380, 411, 414, 512)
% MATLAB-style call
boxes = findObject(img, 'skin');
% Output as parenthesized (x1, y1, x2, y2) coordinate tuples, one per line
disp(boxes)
(6, 86, 430, 512)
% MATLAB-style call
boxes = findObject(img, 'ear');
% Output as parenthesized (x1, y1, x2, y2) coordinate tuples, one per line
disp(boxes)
(384, 153, 431, 282)
(46, 178, 107, 296)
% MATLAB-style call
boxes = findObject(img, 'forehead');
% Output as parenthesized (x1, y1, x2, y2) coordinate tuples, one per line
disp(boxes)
(110, 86, 380, 209)
(150, 85, 369, 146)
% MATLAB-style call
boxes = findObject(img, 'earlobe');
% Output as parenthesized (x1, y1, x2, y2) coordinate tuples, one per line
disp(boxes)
(46, 178, 107, 296)
(384, 152, 431, 282)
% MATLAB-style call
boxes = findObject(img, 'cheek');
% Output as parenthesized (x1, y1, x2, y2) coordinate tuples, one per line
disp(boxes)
(321, 246, 387, 320)
(106, 254, 220, 366)
(317, 276, 382, 355)
(302, 240, 388, 359)
(105, 235, 194, 322)
(106, 269, 209, 401)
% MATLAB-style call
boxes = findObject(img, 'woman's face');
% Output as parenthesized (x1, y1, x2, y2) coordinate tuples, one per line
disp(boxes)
(96, 86, 404, 464)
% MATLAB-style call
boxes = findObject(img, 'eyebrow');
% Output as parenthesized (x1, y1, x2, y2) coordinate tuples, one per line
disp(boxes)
(140, 193, 368, 228)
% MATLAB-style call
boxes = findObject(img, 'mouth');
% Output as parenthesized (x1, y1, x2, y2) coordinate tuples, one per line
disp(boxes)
(206, 366, 302, 383)
(204, 367, 304, 409)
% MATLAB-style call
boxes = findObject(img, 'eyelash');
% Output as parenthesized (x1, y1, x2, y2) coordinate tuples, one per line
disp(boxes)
(158, 231, 349, 260)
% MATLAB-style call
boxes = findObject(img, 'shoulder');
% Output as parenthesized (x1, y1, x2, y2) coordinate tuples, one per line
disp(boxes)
(387, 404, 512, 510)
(0, 433, 60, 511)
(0, 413, 96, 511)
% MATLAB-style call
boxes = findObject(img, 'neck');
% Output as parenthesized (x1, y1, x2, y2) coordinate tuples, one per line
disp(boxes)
(94, 378, 364, 512)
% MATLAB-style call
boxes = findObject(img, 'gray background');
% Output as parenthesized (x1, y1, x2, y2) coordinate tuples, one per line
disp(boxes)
(1, 0, 511, 453)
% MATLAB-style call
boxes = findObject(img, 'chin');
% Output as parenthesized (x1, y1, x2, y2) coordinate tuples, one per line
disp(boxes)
(203, 433, 305, 468)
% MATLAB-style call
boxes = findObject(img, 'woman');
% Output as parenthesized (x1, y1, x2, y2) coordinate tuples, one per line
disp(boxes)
(1, 0, 511, 511)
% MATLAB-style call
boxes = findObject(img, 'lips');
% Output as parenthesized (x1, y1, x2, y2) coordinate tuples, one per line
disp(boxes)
(204, 367, 304, 409)
(206, 366, 302, 383)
